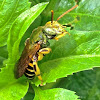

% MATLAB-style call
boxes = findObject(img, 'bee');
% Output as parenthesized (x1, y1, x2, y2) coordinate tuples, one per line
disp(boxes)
(15, 4, 78, 85)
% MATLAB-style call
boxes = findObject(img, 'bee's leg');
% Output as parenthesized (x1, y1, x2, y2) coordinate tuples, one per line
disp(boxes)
(62, 16, 80, 31)
(54, 32, 70, 40)
(32, 48, 51, 85)
(63, 24, 74, 30)
(37, 53, 44, 61)
(33, 56, 43, 85)
(38, 48, 51, 61)
(32, 55, 43, 84)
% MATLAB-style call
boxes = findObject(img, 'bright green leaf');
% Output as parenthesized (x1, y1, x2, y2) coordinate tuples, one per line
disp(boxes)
(0, 0, 31, 47)
(33, 54, 100, 86)
(0, 64, 29, 100)
(34, 86, 80, 100)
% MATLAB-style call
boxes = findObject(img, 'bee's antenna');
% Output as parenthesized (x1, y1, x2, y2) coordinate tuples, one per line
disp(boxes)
(51, 10, 54, 24)
(57, 5, 78, 21)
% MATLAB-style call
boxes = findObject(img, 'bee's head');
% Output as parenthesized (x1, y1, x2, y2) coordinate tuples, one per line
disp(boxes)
(43, 21, 66, 39)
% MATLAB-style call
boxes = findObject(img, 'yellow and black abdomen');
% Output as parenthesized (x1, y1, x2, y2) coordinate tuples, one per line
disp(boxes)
(24, 59, 35, 80)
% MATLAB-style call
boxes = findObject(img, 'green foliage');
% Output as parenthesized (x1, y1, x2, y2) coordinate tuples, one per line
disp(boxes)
(0, 0, 100, 100)
(55, 68, 100, 100)
(33, 86, 79, 100)
(0, 0, 31, 47)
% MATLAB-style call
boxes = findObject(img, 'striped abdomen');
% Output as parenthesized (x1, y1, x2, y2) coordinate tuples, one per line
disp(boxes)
(24, 59, 35, 80)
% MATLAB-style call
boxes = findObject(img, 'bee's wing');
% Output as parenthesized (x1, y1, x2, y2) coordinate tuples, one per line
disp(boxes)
(15, 38, 40, 78)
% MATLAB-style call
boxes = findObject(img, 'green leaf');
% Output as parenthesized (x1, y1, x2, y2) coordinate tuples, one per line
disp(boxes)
(76, 0, 100, 31)
(22, 87, 35, 100)
(58, 68, 100, 100)
(0, 0, 31, 47)
(0, 2, 49, 100)
(0, 64, 29, 100)
(33, 86, 80, 100)
(87, 69, 100, 100)
(33, 54, 100, 86)
(40, 68, 100, 99)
